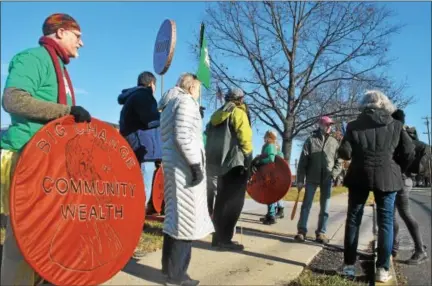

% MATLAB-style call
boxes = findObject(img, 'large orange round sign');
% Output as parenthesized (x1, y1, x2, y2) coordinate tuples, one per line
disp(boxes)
(247, 156, 292, 204)
(152, 165, 164, 214)
(9, 116, 145, 285)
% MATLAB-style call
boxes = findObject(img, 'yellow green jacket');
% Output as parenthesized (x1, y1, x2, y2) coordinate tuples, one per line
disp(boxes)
(205, 102, 253, 175)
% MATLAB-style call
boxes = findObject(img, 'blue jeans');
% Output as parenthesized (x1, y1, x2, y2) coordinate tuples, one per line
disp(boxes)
(297, 179, 332, 235)
(267, 201, 284, 217)
(344, 189, 396, 270)
(141, 162, 155, 204)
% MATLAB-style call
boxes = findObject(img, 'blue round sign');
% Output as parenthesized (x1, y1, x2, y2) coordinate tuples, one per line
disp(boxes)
(153, 19, 176, 75)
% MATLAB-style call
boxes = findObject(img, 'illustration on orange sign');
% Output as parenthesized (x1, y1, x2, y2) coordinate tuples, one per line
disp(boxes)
(247, 156, 292, 204)
(152, 165, 165, 214)
(9, 116, 145, 286)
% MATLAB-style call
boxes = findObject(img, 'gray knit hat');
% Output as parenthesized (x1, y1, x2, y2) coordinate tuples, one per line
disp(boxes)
(224, 87, 244, 101)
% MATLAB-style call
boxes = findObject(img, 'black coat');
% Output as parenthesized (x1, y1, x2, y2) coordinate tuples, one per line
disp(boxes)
(338, 108, 415, 192)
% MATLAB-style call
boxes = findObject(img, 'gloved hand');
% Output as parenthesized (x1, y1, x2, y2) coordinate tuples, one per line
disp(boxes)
(70, 106, 91, 123)
(189, 163, 204, 187)
(250, 157, 261, 175)
(199, 106, 206, 119)
(155, 160, 162, 168)
(297, 182, 304, 192)
(244, 153, 253, 173)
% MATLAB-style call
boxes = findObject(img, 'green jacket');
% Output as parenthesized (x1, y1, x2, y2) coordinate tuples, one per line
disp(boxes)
(1, 46, 73, 152)
(297, 130, 343, 184)
(258, 143, 277, 164)
(205, 102, 253, 176)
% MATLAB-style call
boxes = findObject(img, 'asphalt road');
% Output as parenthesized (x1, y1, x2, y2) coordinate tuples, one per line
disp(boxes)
(394, 187, 431, 286)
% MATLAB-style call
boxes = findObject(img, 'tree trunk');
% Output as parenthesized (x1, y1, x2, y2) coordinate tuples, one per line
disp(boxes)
(282, 116, 295, 163)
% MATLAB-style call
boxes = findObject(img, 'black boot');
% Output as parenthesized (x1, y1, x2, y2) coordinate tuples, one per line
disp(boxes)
(260, 215, 276, 225)
(165, 275, 200, 286)
(276, 207, 285, 219)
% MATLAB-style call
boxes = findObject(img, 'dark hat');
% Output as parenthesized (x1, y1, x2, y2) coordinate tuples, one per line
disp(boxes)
(224, 87, 244, 101)
(42, 13, 81, 36)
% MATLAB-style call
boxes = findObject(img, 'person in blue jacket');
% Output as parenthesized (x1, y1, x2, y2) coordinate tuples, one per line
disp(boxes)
(118, 71, 162, 257)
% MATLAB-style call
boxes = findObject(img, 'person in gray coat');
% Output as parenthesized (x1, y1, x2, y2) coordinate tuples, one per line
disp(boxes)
(160, 73, 214, 286)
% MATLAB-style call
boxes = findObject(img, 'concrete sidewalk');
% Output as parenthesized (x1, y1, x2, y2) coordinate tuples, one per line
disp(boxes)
(104, 193, 374, 285)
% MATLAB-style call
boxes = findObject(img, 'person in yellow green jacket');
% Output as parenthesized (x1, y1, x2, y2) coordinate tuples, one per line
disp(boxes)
(254, 131, 285, 225)
(205, 87, 253, 251)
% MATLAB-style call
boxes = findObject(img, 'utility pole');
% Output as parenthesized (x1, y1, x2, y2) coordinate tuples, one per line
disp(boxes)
(422, 116, 432, 187)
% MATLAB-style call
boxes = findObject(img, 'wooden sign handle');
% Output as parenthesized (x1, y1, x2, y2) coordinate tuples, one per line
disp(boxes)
(290, 188, 303, 220)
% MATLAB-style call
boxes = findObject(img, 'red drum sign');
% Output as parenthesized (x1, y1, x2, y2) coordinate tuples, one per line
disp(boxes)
(247, 156, 292, 204)
(152, 165, 164, 214)
(9, 116, 145, 285)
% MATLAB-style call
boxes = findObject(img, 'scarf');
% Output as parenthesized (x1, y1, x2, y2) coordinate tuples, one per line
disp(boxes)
(38, 36, 76, 106)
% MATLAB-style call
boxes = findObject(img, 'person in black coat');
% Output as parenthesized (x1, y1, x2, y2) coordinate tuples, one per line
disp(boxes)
(118, 71, 163, 258)
(391, 109, 428, 265)
(338, 90, 415, 282)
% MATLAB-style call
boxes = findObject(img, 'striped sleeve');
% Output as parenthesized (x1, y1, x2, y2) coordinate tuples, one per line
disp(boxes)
(173, 97, 201, 165)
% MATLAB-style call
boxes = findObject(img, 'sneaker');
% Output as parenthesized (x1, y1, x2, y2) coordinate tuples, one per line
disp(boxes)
(276, 207, 285, 219)
(375, 268, 392, 283)
(315, 233, 329, 244)
(406, 249, 429, 265)
(294, 233, 306, 242)
(342, 264, 356, 277)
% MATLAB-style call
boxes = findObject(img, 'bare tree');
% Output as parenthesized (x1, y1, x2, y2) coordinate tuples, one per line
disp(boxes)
(199, 1, 412, 161)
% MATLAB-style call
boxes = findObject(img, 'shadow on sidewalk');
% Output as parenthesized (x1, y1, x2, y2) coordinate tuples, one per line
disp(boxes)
(192, 240, 308, 268)
(234, 226, 322, 247)
(122, 258, 166, 285)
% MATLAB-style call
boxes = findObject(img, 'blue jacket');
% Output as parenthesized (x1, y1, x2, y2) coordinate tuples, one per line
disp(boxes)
(118, 86, 162, 163)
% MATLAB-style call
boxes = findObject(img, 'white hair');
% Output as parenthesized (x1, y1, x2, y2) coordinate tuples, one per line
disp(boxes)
(176, 73, 200, 94)
(359, 90, 396, 114)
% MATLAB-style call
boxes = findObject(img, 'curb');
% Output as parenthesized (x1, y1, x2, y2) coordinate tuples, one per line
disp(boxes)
(373, 202, 398, 286)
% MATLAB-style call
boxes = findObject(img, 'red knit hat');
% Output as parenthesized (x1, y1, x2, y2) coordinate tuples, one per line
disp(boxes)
(42, 13, 81, 36)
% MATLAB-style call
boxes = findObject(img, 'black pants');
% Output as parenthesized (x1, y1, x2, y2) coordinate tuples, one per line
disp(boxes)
(393, 178, 424, 252)
(161, 233, 192, 281)
(213, 166, 248, 243)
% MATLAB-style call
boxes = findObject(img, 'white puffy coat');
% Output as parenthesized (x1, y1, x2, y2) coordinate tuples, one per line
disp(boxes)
(160, 88, 214, 240)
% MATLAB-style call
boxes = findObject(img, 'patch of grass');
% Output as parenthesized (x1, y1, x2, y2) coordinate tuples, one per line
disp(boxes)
(1, 227, 4, 245)
(287, 269, 365, 286)
(366, 192, 375, 206)
(135, 220, 164, 253)
(246, 186, 348, 202)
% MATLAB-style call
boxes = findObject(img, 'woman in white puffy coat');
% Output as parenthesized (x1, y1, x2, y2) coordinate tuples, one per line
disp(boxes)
(159, 73, 214, 286)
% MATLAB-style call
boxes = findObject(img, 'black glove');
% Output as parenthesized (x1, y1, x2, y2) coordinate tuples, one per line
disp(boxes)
(199, 106, 206, 119)
(155, 160, 162, 168)
(250, 157, 261, 175)
(70, 106, 91, 123)
(189, 163, 204, 187)
(244, 153, 253, 170)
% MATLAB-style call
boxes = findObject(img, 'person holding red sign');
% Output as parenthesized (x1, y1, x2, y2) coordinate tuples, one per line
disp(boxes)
(159, 73, 214, 286)
(0, 13, 91, 285)
(252, 130, 285, 225)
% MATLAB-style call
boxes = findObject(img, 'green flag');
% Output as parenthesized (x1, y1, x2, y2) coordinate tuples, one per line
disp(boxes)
(196, 24, 211, 89)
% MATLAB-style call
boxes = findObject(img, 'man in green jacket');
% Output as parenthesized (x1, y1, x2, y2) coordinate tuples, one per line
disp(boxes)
(1, 13, 90, 285)
(295, 116, 343, 244)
